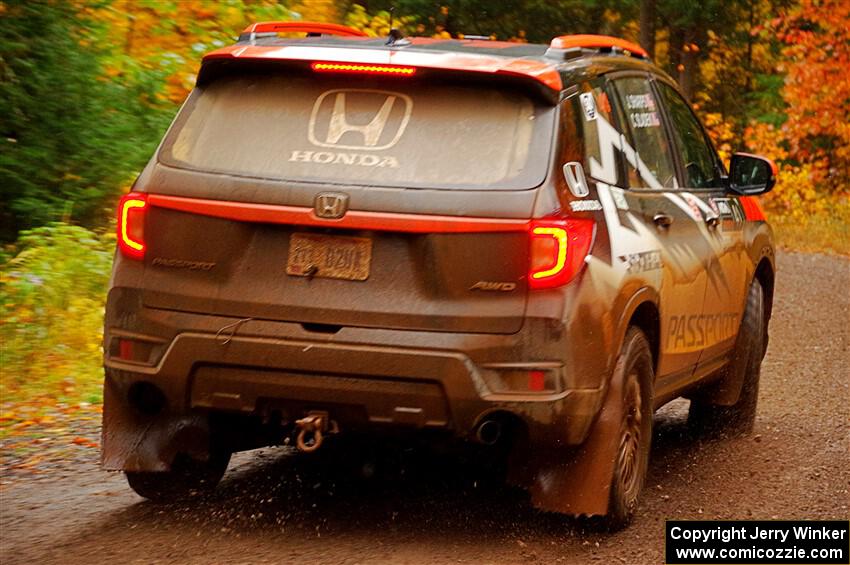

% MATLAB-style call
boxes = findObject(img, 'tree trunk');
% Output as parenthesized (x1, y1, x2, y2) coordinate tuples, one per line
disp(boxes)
(745, 0, 755, 93)
(639, 0, 656, 58)
(668, 25, 684, 77)
(678, 26, 705, 102)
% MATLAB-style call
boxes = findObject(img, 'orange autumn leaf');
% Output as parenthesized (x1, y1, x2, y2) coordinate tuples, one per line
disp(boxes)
(13, 420, 37, 429)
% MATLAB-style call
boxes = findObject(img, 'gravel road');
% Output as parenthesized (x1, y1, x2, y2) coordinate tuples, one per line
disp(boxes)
(2, 251, 848, 564)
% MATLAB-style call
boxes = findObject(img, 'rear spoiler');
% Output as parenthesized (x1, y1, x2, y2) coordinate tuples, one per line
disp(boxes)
(201, 44, 563, 97)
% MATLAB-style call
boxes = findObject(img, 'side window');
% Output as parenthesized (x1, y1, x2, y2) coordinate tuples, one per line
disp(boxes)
(555, 95, 583, 201)
(579, 81, 617, 174)
(558, 95, 583, 165)
(657, 82, 723, 189)
(611, 77, 677, 189)
(559, 80, 624, 189)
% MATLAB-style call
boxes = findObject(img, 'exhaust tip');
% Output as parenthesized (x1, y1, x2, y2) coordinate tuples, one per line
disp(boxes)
(128, 381, 166, 415)
(476, 419, 503, 446)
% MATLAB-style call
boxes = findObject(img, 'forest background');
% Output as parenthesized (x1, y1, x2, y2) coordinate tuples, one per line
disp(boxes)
(1, 0, 847, 421)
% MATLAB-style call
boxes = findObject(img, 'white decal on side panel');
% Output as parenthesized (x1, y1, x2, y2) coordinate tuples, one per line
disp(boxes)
(610, 186, 629, 211)
(596, 183, 663, 262)
(683, 193, 703, 220)
(619, 134, 638, 170)
(709, 198, 720, 215)
(580, 92, 597, 121)
(585, 115, 725, 268)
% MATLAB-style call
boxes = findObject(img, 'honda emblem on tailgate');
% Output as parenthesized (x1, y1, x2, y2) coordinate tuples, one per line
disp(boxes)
(314, 192, 349, 219)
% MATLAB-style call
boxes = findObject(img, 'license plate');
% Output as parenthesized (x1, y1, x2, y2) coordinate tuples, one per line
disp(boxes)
(286, 233, 371, 281)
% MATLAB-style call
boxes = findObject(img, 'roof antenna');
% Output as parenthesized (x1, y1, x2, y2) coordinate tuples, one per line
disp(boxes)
(386, 6, 409, 46)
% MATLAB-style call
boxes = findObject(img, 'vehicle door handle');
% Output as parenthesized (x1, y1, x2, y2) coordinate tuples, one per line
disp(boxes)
(653, 213, 673, 228)
(705, 214, 720, 229)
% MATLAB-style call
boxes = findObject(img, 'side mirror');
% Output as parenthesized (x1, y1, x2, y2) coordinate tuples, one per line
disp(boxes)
(728, 153, 777, 195)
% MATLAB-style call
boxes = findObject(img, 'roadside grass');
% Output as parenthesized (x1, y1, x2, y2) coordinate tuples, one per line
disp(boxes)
(1, 224, 112, 439)
(768, 208, 850, 256)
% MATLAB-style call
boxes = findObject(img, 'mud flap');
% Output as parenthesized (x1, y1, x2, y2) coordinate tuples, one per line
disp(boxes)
(101, 376, 211, 472)
(523, 353, 628, 516)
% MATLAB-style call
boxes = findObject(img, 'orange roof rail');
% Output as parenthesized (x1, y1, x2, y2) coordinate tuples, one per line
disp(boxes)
(240, 21, 367, 41)
(549, 34, 648, 58)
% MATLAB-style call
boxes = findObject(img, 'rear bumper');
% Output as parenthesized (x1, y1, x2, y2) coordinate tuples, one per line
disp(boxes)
(102, 291, 607, 470)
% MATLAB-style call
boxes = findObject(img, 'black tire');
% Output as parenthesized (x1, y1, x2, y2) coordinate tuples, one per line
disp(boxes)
(689, 280, 765, 435)
(125, 451, 231, 503)
(605, 327, 654, 530)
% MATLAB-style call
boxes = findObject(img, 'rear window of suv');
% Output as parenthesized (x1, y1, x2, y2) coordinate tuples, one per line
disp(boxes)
(159, 73, 555, 190)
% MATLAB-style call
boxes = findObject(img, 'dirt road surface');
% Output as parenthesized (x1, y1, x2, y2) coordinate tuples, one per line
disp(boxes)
(2, 251, 848, 564)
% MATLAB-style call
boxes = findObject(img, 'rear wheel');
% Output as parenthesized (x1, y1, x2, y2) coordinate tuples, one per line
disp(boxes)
(126, 450, 231, 503)
(689, 280, 764, 435)
(605, 327, 654, 530)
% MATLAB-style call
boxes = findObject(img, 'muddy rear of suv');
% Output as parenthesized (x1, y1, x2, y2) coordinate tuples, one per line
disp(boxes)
(103, 23, 776, 529)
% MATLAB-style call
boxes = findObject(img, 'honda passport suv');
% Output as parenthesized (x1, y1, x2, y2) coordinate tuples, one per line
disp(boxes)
(103, 22, 776, 528)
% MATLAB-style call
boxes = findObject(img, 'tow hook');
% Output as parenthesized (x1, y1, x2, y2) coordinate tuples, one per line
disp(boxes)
(294, 413, 338, 453)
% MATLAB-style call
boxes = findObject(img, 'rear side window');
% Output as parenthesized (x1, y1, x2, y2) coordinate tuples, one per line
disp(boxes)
(657, 83, 723, 189)
(611, 77, 677, 189)
(160, 74, 555, 190)
(556, 80, 627, 189)
(580, 83, 618, 179)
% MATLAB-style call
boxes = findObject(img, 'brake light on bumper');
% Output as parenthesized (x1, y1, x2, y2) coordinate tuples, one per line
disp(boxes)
(117, 192, 147, 260)
(528, 219, 595, 289)
(479, 365, 564, 395)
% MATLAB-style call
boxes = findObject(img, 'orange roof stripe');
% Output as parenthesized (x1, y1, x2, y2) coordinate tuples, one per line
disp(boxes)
(549, 34, 648, 58)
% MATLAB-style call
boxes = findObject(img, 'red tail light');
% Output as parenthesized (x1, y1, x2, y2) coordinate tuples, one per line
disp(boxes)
(310, 62, 417, 76)
(528, 219, 595, 289)
(117, 192, 147, 260)
(528, 370, 546, 391)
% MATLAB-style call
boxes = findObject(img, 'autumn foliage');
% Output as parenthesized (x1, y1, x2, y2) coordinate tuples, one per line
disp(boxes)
(737, 0, 850, 228)
(774, 0, 850, 188)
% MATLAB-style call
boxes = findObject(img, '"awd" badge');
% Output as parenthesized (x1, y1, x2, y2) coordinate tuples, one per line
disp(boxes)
(470, 281, 517, 292)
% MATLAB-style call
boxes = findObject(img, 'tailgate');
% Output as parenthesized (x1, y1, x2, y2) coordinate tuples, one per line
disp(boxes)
(141, 205, 529, 334)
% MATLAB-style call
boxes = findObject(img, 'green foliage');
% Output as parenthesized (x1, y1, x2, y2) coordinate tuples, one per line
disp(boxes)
(345, 4, 418, 37)
(0, 223, 113, 404)
(747, 73, 786, 127)
(0, 0, 173, 243)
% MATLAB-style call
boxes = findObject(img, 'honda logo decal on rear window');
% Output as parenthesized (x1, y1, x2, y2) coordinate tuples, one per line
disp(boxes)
(308, 89, 413, 151)
(314, 192, 349, 219)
